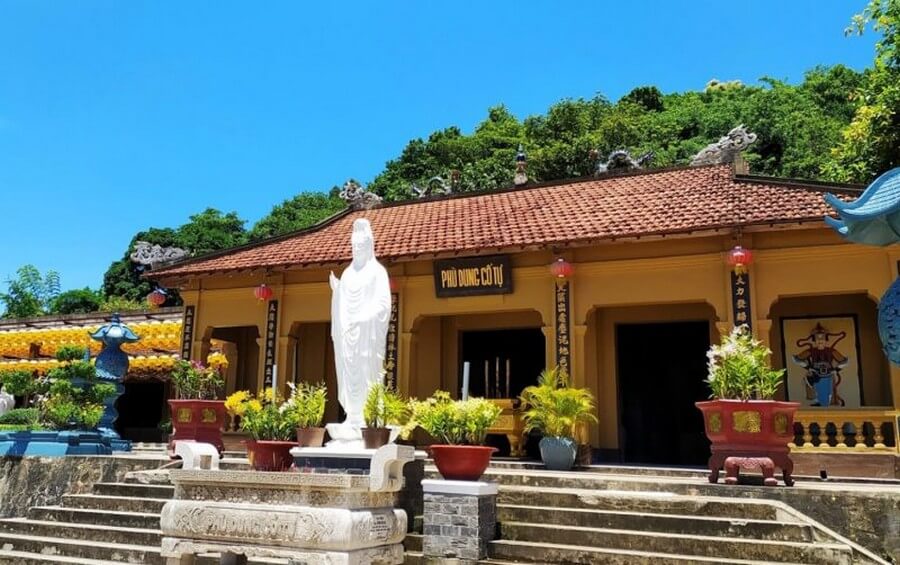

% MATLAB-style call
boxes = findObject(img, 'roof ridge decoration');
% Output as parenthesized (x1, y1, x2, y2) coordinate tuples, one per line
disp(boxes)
(592, 149, 653, 176)
(130, 241, 189, 268)
(412, 174, 455, 199)
(825, 167, 900, 246)
(340, 179, 383, 210)
(691, 125, 758, 166)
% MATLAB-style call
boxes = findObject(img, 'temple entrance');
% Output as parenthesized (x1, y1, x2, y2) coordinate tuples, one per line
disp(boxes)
(460, 328, 546, 400)
(116, 380, 168, 442)
(616, 321, 710, 466)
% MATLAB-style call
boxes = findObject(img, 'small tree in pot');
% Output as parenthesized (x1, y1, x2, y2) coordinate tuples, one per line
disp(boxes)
(696, 325, 799, 486)
(167, 360, 226, 457)
(287, 382, 328, 447)
(520, 367, 597, 471)
(362, 381, 406, 449)
(228, 387, 298, 471)
(405, 391, 502, 481)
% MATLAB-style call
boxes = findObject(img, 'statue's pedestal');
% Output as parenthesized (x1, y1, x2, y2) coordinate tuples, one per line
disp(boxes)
(160, 444, 415, 565)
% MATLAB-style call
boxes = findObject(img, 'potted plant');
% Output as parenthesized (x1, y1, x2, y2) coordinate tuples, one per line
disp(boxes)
(520, 367, 597, 471)
(286, 382, 328, 447)
(42, 346, 115, 430)
(362, 381, 406, 449)
(405, 391, 502, 481)
(227, 388, 298, 471)
(696, 325, 799, 485)
(167, 360, 226, 456)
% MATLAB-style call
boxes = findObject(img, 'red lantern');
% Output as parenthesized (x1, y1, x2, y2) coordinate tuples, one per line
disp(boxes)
(549, 258, 574, 279)
(389, 278, 400, 293)
(726, 246, 753, 274)
(147, 289, 167, 307)
(254, 284, 273, 302)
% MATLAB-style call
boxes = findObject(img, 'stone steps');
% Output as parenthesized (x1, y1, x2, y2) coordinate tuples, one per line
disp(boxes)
(0, 531, 161, 563)
(498, 521, 852, 564)
(0, 548, 127, 564)
(0, 517, 161, 547)
(489, 539, 820, 565)
(497, 504, 814, 542)
(91, 481, 175, 499)
(61, 493, 168, 514)
(27, 506, 161, 529)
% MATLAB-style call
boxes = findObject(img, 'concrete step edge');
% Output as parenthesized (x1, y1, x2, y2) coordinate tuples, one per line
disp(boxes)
(29, 506, 161, 519)
(0, 531, 161, 552)
(497, 503, 806, 526)
(0, 517, 162, 535)
(489, 539, 816, 565)
(499, 521, 852, 551)
(0, 548, 126, 564)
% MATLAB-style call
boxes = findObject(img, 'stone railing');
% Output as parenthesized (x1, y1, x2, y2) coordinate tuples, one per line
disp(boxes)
(789, 408, 899, 453)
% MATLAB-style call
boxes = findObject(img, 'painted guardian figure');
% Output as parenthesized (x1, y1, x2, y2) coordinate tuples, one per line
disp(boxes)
(329, 218, 391, 433)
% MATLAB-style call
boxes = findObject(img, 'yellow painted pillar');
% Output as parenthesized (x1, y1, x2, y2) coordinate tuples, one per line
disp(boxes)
(276, 336, 293, 397)
(571, 323, 588, 389)
(754, 319, 773, 349)
(399, 331, 414, 398)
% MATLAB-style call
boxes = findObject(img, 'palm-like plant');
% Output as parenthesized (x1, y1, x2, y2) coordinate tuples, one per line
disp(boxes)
(520, 367, 597, 440)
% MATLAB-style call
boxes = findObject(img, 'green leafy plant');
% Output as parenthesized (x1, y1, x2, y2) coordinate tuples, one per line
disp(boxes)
(520, 367, 598, 440)
(363, 381, 407, 429)
(0, 408, 41, 427)
(235, 388, 298, 441)
(0, 369, 39, 399)
(405, 391, 502, 445)
(39, 347, 114, 430)
(706, 325, 785, 401)
(56, 345, 87, 362)
(170, 360, 224, 400)
(286, 382, 328, 429)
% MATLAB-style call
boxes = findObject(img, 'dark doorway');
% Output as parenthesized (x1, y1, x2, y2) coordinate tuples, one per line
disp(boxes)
(116, 381, 167, 442)
(616, 321, 710, 466)
(460, 328, 546, 400)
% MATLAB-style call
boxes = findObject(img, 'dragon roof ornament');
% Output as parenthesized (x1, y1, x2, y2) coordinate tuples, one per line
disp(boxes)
(691, 125, 758, 166)
(339, 180, 383, 210)
(130, 241, 189, 268)
(593, 149, 654, 176)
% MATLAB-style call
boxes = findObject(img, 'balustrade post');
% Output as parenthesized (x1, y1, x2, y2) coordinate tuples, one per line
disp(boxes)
(853, 420, 868, 450)
(836, 420, 850, 449)
(873, 420, 886, 449)
(801, 422, 814, 448)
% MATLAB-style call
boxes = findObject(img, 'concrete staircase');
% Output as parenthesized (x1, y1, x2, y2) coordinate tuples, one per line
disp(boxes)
(403, 464, 887, 564)
(0, 452, 886, 564)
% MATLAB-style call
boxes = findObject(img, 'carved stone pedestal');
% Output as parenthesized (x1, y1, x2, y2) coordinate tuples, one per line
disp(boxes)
(160, 444, 414, 565)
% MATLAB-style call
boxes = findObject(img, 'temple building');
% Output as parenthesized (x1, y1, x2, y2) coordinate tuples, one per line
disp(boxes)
(148, 151, 900, 476)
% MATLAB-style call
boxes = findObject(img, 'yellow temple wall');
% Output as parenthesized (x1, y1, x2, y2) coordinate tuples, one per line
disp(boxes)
(173, 226, 900, 451)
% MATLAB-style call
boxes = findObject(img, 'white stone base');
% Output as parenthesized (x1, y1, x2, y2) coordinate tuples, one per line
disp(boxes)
(161, 537, 404, 565)
(421, 479, 498, 496)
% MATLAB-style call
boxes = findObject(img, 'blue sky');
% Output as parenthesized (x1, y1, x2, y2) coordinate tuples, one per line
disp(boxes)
(0, 2, 879, 292)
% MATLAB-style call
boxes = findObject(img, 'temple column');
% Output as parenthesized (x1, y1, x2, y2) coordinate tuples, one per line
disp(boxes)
(398, 331, 414, 398)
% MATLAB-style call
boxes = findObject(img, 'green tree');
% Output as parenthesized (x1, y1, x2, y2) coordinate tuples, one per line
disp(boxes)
(249, 190, 345, 241)
(1, 265, 61, 318)
(102, 227, 180, 303)
(175, 208, 247, 256)
(825, 0, 900, 182)
(50, 288, 102, 315)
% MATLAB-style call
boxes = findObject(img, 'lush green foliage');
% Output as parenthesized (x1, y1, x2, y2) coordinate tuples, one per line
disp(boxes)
(405, 391, 502, 445)
(0, 408, 41, 426)
(705, 325, 785, 400)
(56, 345, 87, 362)
(286, 381, 328, 428)
(362, 381, 407, 429)
(170, 360, 224, 400)
(50, 288, 103, 315)
(0, 369, 40, 399)
(40, 347, 114, 430)
(1, 265, 61, 319)
(248, 190, 345, 242)
(520, 367, 598, 440)
(825, 0, 900, 181)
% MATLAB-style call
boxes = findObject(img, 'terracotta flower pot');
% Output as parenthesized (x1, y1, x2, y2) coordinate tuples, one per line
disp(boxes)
(362, 427, 391, 449)
(429, 445, 497, 481)
(167, 399, 227, 458)
(245, 439, 297, 471)
(296, 426, 326, 448)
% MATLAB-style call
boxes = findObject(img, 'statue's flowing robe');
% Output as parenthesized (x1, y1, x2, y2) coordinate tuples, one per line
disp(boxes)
(331, 258, 391, 426)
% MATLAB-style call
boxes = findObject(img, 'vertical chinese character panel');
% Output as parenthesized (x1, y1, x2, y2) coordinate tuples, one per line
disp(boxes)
(556, 282, 571, 375)
(180, 305, 195, 361)
(730, 271, 753, 330)
(384, 293, 399, 390)
(263, 300, 279, 387)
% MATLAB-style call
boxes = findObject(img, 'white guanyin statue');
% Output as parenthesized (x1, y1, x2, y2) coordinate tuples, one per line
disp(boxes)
(0, 386, 14, 417)
(325, 218, 392, 447)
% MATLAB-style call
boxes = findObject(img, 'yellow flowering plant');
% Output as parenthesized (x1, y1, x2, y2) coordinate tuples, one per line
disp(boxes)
(228, 388, 298, 441)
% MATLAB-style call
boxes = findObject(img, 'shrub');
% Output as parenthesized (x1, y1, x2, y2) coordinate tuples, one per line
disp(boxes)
(520, 367, 597, 440)
(0, 369, 38, 397)
(363, 382, 407, 429)
(171, 360, 224, 400)
(286, 382, 327, 428)
(230, 388, 298, 441)
(0, 408, 40, 426)
(706, 325, 785, 400)
(56, 345, 87, 363)
(406, 391, 501, 445)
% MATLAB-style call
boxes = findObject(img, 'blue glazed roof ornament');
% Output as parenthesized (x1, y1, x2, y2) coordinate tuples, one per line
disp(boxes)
(824, 167, 900, 246)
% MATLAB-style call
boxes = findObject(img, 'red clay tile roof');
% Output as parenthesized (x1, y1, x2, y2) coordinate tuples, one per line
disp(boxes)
(150, 164, 859, 279)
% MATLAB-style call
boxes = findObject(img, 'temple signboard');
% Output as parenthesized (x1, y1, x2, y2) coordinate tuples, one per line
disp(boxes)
(730, 271, 752, 330)
(433, 255, 512, 297)
(263, 300, 278, 387)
